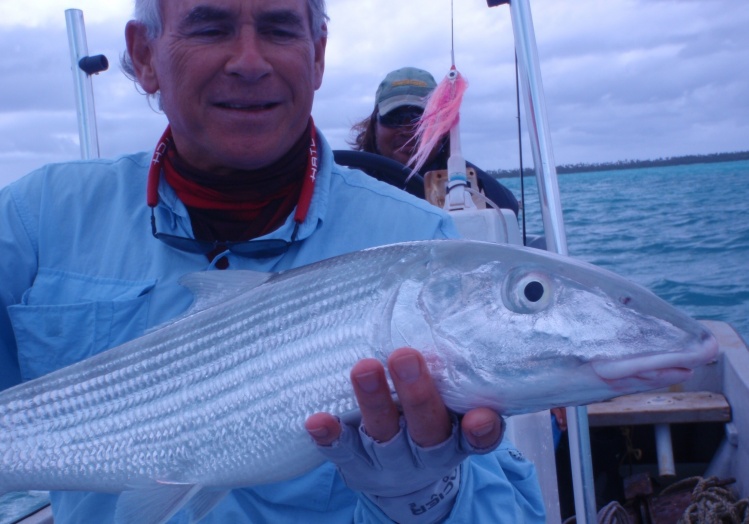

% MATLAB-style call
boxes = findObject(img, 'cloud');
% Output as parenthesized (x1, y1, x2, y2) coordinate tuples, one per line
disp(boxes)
(0, 2, 132, 28)
(0, 0, 747, 189)
(0, 17, 165, 188)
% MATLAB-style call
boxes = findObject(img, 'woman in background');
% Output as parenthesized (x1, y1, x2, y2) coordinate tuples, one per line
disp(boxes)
(349, 67, 519, 214)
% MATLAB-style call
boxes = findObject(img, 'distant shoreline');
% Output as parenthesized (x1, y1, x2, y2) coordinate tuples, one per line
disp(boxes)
(488, 151, 749, 179)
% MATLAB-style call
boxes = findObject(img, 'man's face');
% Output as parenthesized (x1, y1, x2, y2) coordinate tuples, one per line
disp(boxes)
(131, 0, 326, 174)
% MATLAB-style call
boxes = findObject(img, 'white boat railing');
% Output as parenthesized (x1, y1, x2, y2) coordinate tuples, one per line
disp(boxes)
(65, 9, 107, 160)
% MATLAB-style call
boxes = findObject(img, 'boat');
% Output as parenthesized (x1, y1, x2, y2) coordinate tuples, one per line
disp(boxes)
(2, 2, 748, 523)
(482, 2, 749, 522)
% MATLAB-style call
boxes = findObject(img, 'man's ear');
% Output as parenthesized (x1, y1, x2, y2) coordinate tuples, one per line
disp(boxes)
(313, 26, 327, 91)
(125, 21, 159, 94)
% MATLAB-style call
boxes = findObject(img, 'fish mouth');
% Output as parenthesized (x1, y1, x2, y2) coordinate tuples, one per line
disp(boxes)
(600, 367, 695, 391)
(591, 355, 695, 382)
(590, 329, 718, 383)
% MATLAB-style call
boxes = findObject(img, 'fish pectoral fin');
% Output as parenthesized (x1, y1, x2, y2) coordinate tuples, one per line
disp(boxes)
(185, 488, 231, 523)
(114, 481, 203, 524)
(390, 279, 435, 351)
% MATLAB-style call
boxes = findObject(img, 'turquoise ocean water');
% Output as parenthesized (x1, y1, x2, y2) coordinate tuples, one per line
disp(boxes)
(1, 160, 747, 522)
(501, 159, 749, 343)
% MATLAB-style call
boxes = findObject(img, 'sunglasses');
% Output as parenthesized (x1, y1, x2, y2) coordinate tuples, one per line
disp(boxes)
(150, 208, 299, 258)
(377, 107, 424, 128)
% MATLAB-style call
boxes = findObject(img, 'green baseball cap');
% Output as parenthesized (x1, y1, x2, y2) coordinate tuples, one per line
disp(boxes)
(375, 67, 437, 116)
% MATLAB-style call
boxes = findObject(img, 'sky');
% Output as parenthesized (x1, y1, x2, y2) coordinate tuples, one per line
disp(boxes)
(0, 0, 747, 188)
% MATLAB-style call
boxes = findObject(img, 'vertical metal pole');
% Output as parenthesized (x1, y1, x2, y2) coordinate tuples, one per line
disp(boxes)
(655, 424, 676, 477)
(507, 0, 566, 255)
(65, 9, 101, 159)
(507, 0, 598, 522)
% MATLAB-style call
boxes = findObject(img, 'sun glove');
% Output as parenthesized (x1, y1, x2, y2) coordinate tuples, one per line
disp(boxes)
(313, 415, 503, 523)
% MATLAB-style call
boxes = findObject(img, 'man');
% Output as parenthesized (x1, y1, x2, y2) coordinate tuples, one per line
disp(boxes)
(0, 0, 544, 522)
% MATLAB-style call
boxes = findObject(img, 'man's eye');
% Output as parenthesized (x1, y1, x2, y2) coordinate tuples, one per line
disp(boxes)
(259, 24, 303, 41)
(187, 26, 231, 39)
(270, 29, 295, 37)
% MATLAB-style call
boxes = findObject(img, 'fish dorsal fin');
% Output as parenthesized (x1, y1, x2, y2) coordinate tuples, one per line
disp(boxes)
(146, 270, 274, 334)
(178, 270, 273, 317)
(115, 482, 203, 524)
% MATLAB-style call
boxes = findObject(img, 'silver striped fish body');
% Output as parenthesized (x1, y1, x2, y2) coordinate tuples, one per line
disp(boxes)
(0, 239, 717, 497)
(0, 243, 422, 494)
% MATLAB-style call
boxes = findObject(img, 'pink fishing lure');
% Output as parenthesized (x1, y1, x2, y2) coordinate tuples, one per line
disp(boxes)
(408, 67, 468, 175)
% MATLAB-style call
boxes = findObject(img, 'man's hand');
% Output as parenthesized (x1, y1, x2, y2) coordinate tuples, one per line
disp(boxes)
(305, 347, 503, 449)
(304, 347, 504, 523)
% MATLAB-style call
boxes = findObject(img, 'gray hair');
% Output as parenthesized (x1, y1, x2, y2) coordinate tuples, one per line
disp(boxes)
(121, 0, 329, 85)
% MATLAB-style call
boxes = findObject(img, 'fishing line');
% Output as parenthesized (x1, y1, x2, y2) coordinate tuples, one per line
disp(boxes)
(515, 52, 528, 246)
(450, 0, 456, 67)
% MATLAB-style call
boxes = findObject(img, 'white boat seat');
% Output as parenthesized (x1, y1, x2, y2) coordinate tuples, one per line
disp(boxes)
(586, 391, 731, 427)
(587, 390, 731, 477)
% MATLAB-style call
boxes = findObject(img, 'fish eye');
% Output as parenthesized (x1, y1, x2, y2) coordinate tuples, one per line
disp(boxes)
(524, 280, 545, 302)
(502, 269, 553, 314)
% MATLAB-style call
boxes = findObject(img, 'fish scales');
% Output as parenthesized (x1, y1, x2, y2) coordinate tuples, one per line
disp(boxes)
(3, 249, 382, 421)
(2, 245, 403, 492)
(1, 240, 717, 507)
(1, 244, 393, 414)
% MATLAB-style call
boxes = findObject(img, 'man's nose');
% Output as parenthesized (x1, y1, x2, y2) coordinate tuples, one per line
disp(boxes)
(225, 28, 273, 80)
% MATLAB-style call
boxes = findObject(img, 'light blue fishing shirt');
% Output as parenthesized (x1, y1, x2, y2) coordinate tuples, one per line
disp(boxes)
(0, 132, 545, 523)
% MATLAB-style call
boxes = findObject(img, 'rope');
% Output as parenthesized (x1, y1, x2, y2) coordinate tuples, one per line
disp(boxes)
(560, 501, 631, 524)
(597, 501, 631, 524)
(560, 476, 749, 523)
(663, 476, 749, 524)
